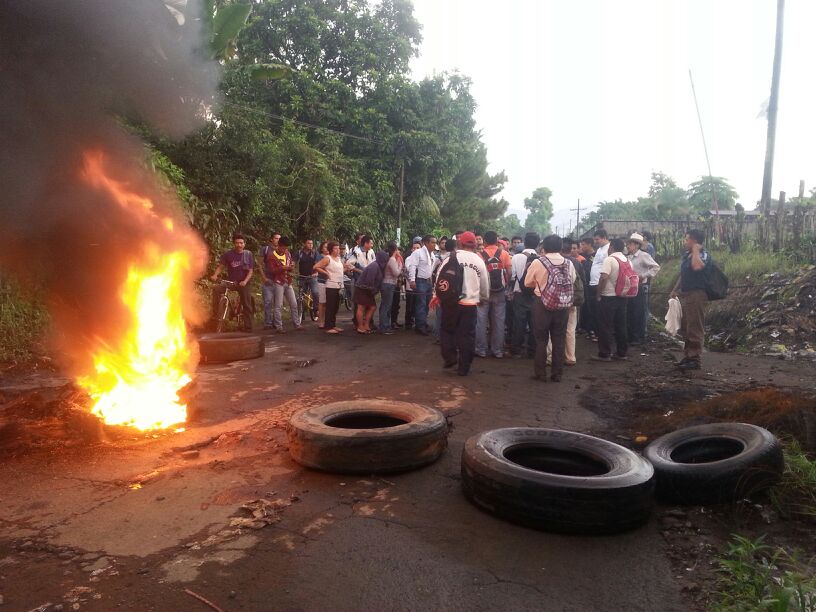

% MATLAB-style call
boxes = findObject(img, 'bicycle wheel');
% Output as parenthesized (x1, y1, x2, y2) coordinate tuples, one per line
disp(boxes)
(215, 296, 229, 333)
(296, 291, 305, 323)
(307, 295, 318, 321)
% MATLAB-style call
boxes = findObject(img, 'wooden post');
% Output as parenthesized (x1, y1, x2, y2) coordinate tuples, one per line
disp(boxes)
(396, 160, 404, 244)
(760, 0, 785, 247)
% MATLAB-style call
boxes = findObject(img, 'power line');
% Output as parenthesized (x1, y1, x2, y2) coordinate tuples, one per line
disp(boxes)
(221, 100, 389, 146)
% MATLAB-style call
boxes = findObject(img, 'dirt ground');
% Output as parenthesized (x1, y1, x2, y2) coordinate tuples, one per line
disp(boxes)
(1, 308, 814, 612)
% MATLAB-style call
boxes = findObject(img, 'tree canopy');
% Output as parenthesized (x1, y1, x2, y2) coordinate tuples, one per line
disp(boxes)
(576, 172, 740, 234)
(522, 187, 554, 237)
(150, 0, 508, 255)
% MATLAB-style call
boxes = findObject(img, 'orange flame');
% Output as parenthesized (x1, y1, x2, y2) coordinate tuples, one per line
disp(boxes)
(77, 151, 199, 430)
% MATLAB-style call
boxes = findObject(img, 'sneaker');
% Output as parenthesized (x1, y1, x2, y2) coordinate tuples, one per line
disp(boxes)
(493, 353, 504, 359)
(263, 324, 274, 330)
(443, 360, 458, 369)
(591, 355, 612, 362)
(294, 326, 305, 332)
(612, 354, 628, 361)
(677, 359, 701, 371)
(565, 360, 577, 366)
(550, 374, 562, 382)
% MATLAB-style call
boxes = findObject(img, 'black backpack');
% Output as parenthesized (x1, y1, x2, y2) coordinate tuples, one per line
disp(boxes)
(704, 259, 729, 301)
(481, 250, 505, 292)
(518, 252, 538, 297)
(435, 252, 463, 304)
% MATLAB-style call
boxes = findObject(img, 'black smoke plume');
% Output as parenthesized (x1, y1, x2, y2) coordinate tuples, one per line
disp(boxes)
(0, 0, 219, 372)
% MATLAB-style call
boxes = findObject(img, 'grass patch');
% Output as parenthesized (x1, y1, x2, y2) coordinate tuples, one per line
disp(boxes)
(651, 249, 801, 297)
(0, 282, 50, 363)
(771, 439, 816, 521)
(713, 534, 816, 611)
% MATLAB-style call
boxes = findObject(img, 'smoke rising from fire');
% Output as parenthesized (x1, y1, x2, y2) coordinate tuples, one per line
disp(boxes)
(0, 0, 219, 372)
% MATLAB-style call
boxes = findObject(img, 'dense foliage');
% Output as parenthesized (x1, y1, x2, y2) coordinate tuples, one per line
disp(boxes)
(151, 0, 510, 256)
(576, 172, 741, 234)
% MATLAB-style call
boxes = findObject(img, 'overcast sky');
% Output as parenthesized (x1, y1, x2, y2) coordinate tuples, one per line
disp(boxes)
(410, 0, 816, 233)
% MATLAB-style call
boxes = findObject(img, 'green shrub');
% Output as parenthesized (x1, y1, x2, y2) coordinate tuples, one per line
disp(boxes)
(713, 534, 816, 611)
(0, 282, 49, 363)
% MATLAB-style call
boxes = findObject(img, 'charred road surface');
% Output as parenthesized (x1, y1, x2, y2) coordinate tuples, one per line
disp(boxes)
(2, 314, 812, 611)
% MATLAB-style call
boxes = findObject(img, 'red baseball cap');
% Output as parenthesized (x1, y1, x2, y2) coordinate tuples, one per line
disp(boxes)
(459, 231, 477, 247)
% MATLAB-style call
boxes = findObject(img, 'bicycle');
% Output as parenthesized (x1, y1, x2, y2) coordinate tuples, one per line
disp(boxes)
(296, 275, 319, 322)
(341, 274, 353, 311)
(213, 280, 255, 333)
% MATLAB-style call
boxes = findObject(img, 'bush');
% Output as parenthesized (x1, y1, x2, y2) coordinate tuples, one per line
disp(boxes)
(0, 281, 49, 363)
(713, 534, 816, 611)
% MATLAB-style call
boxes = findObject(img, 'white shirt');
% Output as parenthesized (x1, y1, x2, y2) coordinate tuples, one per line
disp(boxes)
(510, 248, 538, 292)
(628, 249, 661, 283)
(324, 256, 345, 289)
(438, 250, 489, 305)
(405, 245, 435, 282)
(589, 242, 609, 286)
(348, 247, 375, 271)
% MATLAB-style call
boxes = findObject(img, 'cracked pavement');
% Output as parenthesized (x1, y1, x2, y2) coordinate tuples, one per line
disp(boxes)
(0, 313, 695, 611)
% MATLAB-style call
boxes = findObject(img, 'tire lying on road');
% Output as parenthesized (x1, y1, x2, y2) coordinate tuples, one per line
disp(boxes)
(197, 333, 265, 364)
(461, 428, 655, 534)
(644, 423, 784, 505)
(288, 400, 448, 474)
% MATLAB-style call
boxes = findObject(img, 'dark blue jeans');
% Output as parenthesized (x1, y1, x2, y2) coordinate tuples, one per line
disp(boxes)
(511, 292, 536, 356)
(414, 278, 432, 332)
(379, 283, 396, 331)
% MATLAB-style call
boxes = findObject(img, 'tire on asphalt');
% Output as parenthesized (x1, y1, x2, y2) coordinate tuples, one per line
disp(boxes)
(288, 400, 448, 474)
(643, 422, 784, 505)
(197, 333, 265, 364)
(461, 428, 655, 534)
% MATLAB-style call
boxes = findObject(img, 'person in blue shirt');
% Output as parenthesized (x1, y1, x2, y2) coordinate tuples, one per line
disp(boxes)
(670, 229, 709, 370)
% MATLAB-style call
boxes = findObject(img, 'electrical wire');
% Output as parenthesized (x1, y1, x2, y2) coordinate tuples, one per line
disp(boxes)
(221, 100, 390, 146)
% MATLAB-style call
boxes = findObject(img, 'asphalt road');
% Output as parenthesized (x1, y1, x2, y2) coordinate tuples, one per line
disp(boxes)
(0, 309, 702, 611)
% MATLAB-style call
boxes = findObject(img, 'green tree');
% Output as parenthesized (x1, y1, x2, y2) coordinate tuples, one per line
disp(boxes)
(523, 187, 554, 236)
(687, 175, 739, 214)
(496, 213, 525, 238)
(154, 0, 508, 252)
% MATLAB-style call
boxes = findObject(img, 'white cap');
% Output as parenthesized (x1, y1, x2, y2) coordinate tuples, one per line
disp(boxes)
(628, 232, 644, 244)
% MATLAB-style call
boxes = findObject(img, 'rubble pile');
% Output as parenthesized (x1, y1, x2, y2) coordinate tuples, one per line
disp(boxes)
(707, 266, 816, 360)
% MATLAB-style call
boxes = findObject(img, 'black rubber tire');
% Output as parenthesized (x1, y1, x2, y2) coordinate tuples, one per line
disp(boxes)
(461, 428, 655, 535)
(644, 422, 784, 505)
(198, 332, 265, 364)
(287, 400, 448, 474)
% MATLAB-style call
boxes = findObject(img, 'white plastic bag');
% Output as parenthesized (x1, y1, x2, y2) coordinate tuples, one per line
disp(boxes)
(665, 297, 682, 335)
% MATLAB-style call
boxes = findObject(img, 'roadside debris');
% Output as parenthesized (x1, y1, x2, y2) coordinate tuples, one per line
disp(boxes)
(229, 498, 291, 530)
(183, 588, 224, 612)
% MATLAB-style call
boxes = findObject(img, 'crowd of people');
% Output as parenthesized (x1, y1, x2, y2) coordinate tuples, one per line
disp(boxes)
(211, 225, 713, 377)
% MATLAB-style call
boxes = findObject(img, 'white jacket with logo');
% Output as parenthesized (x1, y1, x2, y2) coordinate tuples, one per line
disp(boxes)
(438, 250, 490, 306)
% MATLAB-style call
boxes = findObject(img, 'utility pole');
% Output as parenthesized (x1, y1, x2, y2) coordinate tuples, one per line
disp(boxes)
(760, 0, 785, 246)
(396, 160, 404, 244)
(569, 198, 582, 235)
(689, 70, 719, 240)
